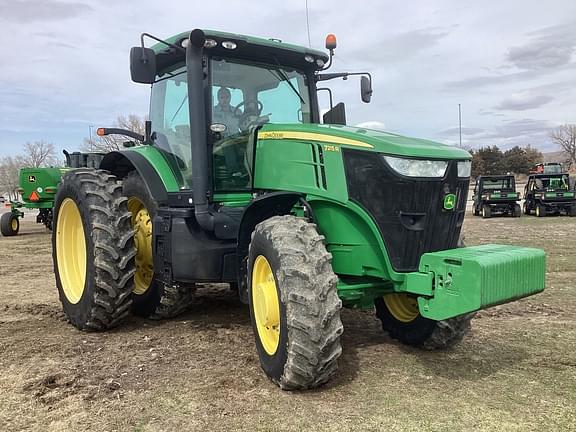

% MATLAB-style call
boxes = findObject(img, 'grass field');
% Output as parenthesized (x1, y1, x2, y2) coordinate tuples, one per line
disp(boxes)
(0, 210, 575, 431)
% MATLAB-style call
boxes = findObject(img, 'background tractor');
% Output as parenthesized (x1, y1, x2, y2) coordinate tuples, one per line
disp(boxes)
(51, 29, 546, 390)
(0, 150, 105, 236)
(472, 175, 521, 218)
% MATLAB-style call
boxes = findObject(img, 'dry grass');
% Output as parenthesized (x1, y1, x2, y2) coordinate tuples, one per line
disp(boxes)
(0, 210, 575, 431)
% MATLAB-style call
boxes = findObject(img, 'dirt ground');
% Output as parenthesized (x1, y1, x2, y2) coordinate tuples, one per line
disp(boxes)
(0, 208, 575, 432)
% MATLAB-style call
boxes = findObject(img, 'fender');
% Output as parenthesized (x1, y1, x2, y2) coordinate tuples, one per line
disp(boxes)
(100, 149, 180, 204)
(236, 192, 304, 303)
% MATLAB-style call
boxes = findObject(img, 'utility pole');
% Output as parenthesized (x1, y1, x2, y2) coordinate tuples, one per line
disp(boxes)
(458, 104, 462, 148)
(89, 125, 94, 151)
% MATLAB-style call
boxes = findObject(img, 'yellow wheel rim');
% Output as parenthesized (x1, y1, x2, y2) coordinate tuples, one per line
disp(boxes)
(10, 218, 18, 231)
(128, 197, 154, 295)
(384, 293, 420, 323)
(252, 255, 281, 355)
(56, 198, 87, 304)
(536, 206, 540, 217)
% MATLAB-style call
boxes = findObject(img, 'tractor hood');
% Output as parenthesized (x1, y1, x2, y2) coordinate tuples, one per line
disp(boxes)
(258, 123, 471, 160)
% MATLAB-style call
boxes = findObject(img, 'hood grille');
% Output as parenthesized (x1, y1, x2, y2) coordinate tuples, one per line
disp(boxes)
(343, 149, 469, 272)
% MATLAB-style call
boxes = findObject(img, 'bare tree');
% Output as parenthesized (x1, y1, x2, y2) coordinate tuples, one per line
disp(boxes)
(551, 124, 576, 168)
(22, 140, 58, 167)
(0, 155, 26, 201)
(83, 114, 146, 153)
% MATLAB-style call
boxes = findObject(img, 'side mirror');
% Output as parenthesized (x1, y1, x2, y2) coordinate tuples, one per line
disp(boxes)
(130, 47, 156, 84)
(361, 76, 372, 103)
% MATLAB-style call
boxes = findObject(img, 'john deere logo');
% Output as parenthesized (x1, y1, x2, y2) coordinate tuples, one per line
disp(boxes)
(28, 175, 36, 183)
(444, 193, 456, 210)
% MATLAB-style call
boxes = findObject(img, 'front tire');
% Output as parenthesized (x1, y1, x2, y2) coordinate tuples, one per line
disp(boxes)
(536, 203, 546, 217)
(52, 169, 136, 331)
(122, 171, 194, 319)
(248, 215, 343, 390)
(481, 205, 491, 218)
(0, 212, 19, 236)
(513, 203, 522, 217)
(374, 295, 474, 349)
(374, 237, 474, 350)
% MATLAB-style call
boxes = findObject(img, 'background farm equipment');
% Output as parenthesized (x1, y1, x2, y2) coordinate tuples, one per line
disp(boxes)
(0, 151, 105, 236)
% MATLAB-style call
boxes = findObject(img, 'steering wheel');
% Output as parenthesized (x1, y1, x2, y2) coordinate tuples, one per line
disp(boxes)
(233, 100, 263, 118)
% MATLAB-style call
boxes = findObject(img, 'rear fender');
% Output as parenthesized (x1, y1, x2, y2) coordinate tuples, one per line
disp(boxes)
(100, 148, 181, 204)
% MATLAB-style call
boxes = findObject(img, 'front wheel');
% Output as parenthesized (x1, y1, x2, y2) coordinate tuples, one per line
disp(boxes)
(248, 215, 343, 390)
(374, 294, 474, 349)
(481, 205, 491, 219)
(513, 204, 522, 217)
(0, 212, 19, 236)
(536, 204, 546, 217)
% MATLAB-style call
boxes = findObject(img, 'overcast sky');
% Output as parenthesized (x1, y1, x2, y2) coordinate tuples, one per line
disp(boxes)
(1, 0, 575, 159)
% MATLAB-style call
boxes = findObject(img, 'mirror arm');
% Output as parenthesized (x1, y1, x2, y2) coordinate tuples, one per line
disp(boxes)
(140, 33, 186, 55)
(97, 128, 145, 143)
(316, 71, 372, 85)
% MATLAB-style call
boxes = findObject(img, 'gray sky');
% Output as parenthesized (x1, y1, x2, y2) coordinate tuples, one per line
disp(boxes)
(1, 0, 575, 159)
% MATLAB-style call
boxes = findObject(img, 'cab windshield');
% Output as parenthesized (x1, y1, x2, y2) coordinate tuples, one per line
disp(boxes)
(210, 57, 311, 192)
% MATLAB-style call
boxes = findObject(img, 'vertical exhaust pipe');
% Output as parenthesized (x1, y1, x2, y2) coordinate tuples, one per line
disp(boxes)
(186, 29, 215, 231)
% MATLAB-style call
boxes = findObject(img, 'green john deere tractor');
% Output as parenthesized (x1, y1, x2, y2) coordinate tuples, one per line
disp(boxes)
(51, 29, 546, 390)
(1, 151, 105, 236)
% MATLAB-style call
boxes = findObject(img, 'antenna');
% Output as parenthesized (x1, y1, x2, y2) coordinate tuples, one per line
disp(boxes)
(305, 0, 312, 48)
(458, 103, 462, 148)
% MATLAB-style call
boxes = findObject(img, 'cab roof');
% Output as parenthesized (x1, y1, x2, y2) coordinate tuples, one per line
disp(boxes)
(151, 29, 329, 74)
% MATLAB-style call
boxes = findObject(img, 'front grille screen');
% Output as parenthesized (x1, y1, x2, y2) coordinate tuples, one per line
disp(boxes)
(343, 149, 469, 272)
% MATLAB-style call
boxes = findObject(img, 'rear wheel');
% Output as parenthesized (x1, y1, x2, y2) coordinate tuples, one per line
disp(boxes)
(248, 215, 343, 390)
(473, 205, 480, 216)
(481, 205, 491, 218)
(523, 201, 530, 215)
(123, 171, 194, 319)
(52, 169, 136, 330)
(0, 212, 19, 236)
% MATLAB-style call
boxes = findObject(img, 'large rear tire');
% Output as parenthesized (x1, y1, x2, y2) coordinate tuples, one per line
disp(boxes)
(248, 215, 343, 390)
(122, 171, 194, 319)
(0, 212, 19, 236)
(52, 169, 136, 331)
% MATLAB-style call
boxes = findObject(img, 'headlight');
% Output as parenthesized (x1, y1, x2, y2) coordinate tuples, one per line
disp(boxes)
(382, 155, 448, 178)
(457, 161, 471, 178)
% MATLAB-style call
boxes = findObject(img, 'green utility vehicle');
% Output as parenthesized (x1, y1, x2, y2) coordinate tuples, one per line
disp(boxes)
(51, 29, 546, 390)
(523, 172, 576, 217)
(0, 151, 105, 236)
(472, 175, 521, 218)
